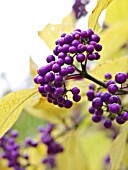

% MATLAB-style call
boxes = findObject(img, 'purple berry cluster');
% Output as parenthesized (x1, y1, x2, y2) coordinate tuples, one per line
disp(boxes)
(0, 129, 30, 170)
(39, 123, 64, 168)
(72, 0, 89, 19)
(87, 72, 128, 128)
(34, 29, 102, 108)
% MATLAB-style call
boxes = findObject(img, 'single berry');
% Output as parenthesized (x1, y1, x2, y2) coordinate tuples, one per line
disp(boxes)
(109, 103, 120, 114)
(92, 115, 101, 122)
(108, 84, 118, 94)
(92, 97, 103, 109)
(76, 54, 85, 62)
(115, 72, 127, 84)
(104, 73, 112, 79)
(46, 55, 55, 63)
(104, 120, 112, 128)
(71, 87, 80, 95)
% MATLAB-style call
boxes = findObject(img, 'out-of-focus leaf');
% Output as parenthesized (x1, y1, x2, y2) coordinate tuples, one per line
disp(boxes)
(25, 79, 89, 123)
(38, 12, 76, 50)
(99, 20, 128, 60)
(110, 131, 128, 170)
(30, 57, 38, 78)
(13, 110, 44, 141)
(105, 0, 128, 25)
(0, 88, 38, 138)
(82, 128, 111, 170)
(91, 56, 128, 80)
(88, 0, 113, 31)
(25, 143, 46, 170)
(57, 131, 89, 170)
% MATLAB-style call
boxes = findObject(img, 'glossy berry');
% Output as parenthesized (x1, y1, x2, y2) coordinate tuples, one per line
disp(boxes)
(109, 103, 120, 114)
(108, 84, 118, 94)
(76, 54, 85, 62)
(104, 120, 112, 128)
(115, 72, 127, 84)
(71, 87, 80, 95)
(104, 73, 112, 80)
(92, 115, 101, 122)
(92, 97, 103, 109)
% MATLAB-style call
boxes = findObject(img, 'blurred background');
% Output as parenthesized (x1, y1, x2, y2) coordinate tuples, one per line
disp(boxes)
(0, 0, 99, 96)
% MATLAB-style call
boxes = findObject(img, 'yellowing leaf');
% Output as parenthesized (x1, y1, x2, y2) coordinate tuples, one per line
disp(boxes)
(88, 0, 113, 31)
(91, 56, 128, 80)
(57, 131, 89, 170)
(0, 88, 38, 138)
(38, 12, 76, 50)
(100, 20, 128, 60)
(30, 57, 38, 78)
(105, 0, 128, 25)
(110, 131, 128, 170)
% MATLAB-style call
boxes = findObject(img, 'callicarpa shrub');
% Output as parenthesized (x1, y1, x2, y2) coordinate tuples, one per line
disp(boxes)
(34, 28, 128, 129)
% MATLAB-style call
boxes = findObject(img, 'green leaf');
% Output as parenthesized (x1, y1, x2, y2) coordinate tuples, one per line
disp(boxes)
(0, 88, 38, 138)
(110, 131, 128, 170)
(105, 0, 128, 25)
(91, 56, 128, 80)
(13, 110, 44, 141)
(38, 12, 76, 50)
(88, 0, 113, 31)
(99, 20, 128, 60)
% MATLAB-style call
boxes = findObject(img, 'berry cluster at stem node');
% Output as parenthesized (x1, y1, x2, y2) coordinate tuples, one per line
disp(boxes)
(34, 29, 102, 108)
(87, 72, 128, 128)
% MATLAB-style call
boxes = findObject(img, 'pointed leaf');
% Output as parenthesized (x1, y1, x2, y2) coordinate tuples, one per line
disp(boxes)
(110, 131, 128, 170)
(91, 56, 128, 80)
(100, 20, 128, 60)
(105, 0, 128, 25)
(30, 57, 38, 78)
(0, 88, 38, 138)
(38, 12, 76, 50)
(88, 0, 113, 31)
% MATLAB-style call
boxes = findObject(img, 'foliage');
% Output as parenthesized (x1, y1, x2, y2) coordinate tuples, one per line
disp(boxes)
(0, 0, 128, 170)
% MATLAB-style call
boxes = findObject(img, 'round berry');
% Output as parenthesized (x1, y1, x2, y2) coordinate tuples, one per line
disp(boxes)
(86, 45, 94, 53)
(106, 80, 115, 87)
(60, 68, 68, 76)
(90, 34, 100, 43)
(92, 97, 103, 109)
(104, 120, 112, 128)
(46, 55, 55, 63)
(64, 100, 73, 108)
(89, 106, 95, 114)
(104, 73, 112, 80)
(95, 108, 103, 116)
(76, 54, 85, 62)
(115, 72, 127, 84)
(109, 103, 120, 114)
(108, 84, 118, 94)
(73, 95, 81, 102)
(67, 66, 75, 74)
(121, 112, 128, 121)
(92, 115, 101, 122)
(69, 46, 77, 53)
(77, 44, 86, 53)
(87, 54, 96, 60)
(116, 116, 125, 124)
(65, 56, 73, 64)
(45, 72, 54, 82)
(101, 92, 111, 103)
(52, 63, 61, 73)
(71, 87, 80, 95)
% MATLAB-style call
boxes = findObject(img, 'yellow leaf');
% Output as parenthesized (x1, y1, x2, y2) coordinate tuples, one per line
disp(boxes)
(99, 20, 128, 60)
(38, 12, 76, 50)
(88, 0, 113, 31)
(91, 56, 128, 81)
(105, 0, 128, 25)
(0, 88, 38, 138)
(30, 57, 38, 78)
(57, 131, 89, 170)
(25, 79, 89, 123)
(110, 131, 128, 170)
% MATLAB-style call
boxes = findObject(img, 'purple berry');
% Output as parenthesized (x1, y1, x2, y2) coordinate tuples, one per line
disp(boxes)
(65, 56, 73, 64)
(44, 84, 52, 92)
(115, 72, 127, 84)
(67, 66, 75, 74)
(58, 52, 66, 59)
(54, 74, 63, 82)
(71, 87, 80, 95)
(76, 54, 85, 62)
(108, 84, 118, 94)
(90, 34, 100, 43)
(71, 39, 80, 47)
(89, 106, 95, 114)
(77, 44, 86, 52)
(116, 116, 125, 124)
(73, 95, 81, 102)
(109, 103, 120, 114)
(92, 97, 103, 109)
(87, 54, 96, 60)
(92, 115, 101, 122)
(109, 95, 120, 104)
(121, 112, 128, 121)
(95, 108, 103, 116)
(86, 45, 94, 53)
(94, 52, 100, 60)
(38, 66, 48, 75)
(104, 73, 112, 79)
(46, 55, 55, 63)
(69, 46, 77, 53)
(57, 58, 64, 66)
(52, 63, 61, 73)
(80, 31, 88, 38)
(87, 29, 94, 36)
(95, 44, 102, 51)
(106, 80, 115, 87)
(45, 72, 54, 82)
(104, 120, 112, 128)
(60, 68, 68, 76)
(101, 92, 111, 103)
(64, 100, 73, 108)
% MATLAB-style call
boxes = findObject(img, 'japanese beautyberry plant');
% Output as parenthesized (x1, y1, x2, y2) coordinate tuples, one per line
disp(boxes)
(0, 0, 128, 170)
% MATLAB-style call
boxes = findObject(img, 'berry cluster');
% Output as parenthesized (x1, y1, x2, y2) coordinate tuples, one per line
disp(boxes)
(72, 0, 89, 19)
(34, 29, 102, 108)
(39, 123, 64, 168)
(87, 72, 128, 128)
(0, 129, 30, 170)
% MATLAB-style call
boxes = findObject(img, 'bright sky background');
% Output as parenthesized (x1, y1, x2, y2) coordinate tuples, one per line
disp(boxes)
(0, 0, 97, 96)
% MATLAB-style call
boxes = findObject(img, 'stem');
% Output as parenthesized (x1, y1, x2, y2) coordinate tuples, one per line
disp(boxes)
(84, 72, 107, 88)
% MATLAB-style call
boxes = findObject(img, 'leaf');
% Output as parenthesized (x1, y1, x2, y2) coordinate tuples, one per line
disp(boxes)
(110, 131, 128, 170)
(38, 12, 76, 50)
(105, 0, 128, 25)
(30, 57, 38, 78)
(0, 88, 38, 138)
(99, 20, 128, 60)
(88, 0, 113, 31)
(56, 131, 89, 170)
(13, 110, 44, 141)
(91, 56, 128, 80)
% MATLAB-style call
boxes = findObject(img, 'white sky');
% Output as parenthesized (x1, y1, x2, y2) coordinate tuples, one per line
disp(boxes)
(0, 0, 97, 96)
